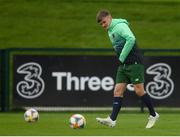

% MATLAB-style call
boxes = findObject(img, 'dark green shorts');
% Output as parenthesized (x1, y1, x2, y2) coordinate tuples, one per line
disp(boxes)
(116, 64, 144, 84)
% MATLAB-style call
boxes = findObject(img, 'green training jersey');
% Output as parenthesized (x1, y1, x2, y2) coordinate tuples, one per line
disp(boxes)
(108, 19, 142, 64)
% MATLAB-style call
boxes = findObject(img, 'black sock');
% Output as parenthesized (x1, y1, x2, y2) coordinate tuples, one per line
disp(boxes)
(141, 93, 156, 116)
(110, 97, 123, 121)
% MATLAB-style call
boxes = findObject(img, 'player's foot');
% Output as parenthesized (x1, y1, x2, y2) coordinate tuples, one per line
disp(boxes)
(96, 116, 116, 127)
(146, 112, 159, 129)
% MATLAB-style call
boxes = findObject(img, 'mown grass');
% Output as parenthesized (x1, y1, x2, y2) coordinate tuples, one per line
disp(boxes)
(0, 0, 180, 49)
(0, 111, 180, 136)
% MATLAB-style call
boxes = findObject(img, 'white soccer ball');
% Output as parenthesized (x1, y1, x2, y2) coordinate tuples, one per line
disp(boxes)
(69, 114, 86, 129)
(24, 108, 39, 122)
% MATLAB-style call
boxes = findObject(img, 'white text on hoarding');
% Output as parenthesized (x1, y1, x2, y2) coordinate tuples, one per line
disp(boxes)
(52, 72, 114, 91)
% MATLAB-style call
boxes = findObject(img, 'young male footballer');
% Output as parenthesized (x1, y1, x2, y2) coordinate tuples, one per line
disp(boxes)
(96, 9, 159, 129)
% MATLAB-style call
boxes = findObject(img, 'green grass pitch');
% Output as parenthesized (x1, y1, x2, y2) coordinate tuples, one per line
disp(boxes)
(0, 0, 180, 49)
(0, 111, 180, 136)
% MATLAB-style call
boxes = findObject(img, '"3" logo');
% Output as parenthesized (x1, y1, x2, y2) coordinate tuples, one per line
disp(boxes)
(146, 63, 174, 99)
(16, 62, 45, 99)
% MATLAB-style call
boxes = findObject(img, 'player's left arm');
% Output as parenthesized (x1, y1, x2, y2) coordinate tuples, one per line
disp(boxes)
(117, 23, 136, 63)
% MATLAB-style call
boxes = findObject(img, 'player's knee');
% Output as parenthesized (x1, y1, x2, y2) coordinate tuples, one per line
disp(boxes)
(134, 84, 145, 96)
(114, 89, 124, 97)
(114, 92, 124, 97)
(135, 90, 145, 97)
(113, 83, 126, 97)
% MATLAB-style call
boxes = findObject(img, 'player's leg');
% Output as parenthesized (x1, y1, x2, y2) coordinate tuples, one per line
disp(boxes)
(130, 64, 159, 128)
(96, 65, 127, 127)
(96, 83, 127, 127)
(110, 83, 127, 121)
(134, 83, 156, 116)
(134, 83, 159, 128)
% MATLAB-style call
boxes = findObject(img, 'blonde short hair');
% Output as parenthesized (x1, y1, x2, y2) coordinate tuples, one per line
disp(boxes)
(96, 9, 111, 23)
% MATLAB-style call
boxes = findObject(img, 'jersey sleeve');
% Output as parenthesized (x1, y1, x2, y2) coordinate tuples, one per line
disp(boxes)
(116, 23, 136, 63)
